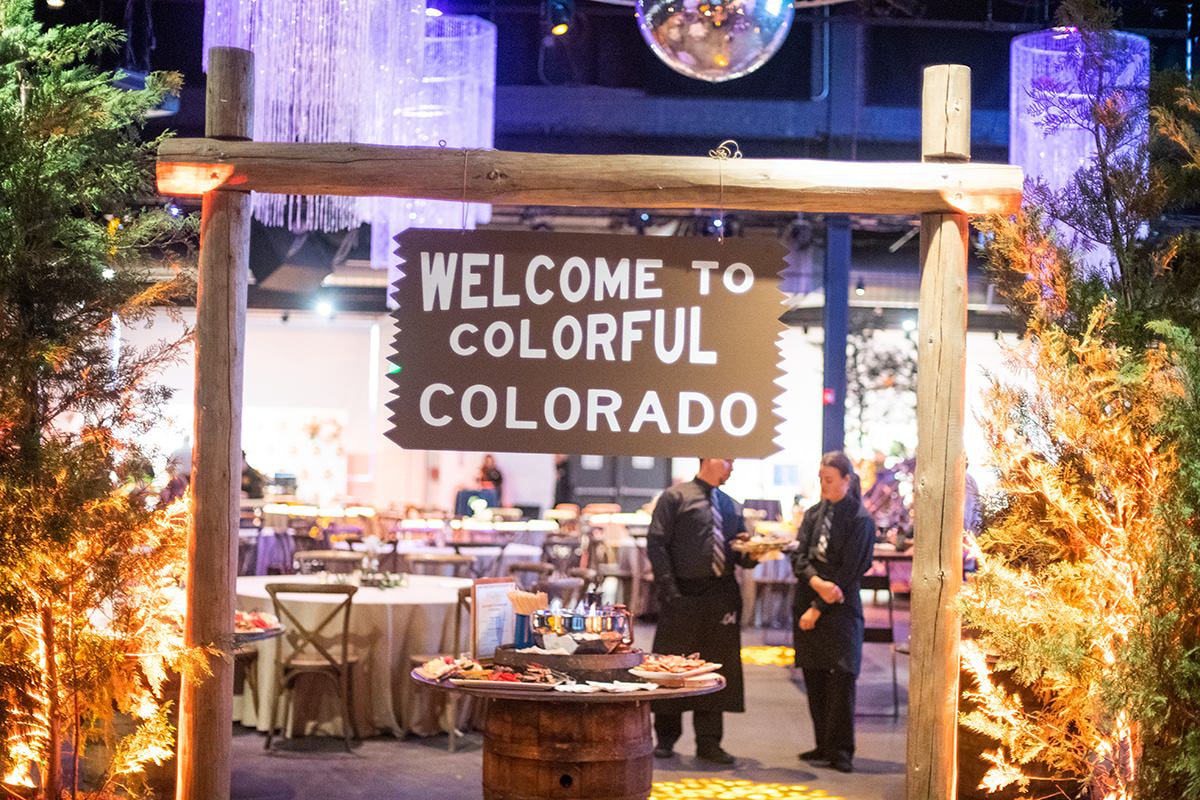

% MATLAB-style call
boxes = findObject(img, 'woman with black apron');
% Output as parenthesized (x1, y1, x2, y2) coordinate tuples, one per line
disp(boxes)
(790, 451, 875, 773)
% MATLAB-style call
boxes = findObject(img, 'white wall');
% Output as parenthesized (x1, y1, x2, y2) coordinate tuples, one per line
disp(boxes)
(122, 307, 1011, 512)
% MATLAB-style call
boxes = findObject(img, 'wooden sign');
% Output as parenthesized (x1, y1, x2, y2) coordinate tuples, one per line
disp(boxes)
(386, 229, 786, 457)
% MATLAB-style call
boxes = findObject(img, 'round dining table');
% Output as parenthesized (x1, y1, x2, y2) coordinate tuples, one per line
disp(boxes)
(235, 573, 473, 738)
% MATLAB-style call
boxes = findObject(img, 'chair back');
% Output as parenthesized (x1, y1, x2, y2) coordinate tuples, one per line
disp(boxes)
(566, 566, 600, 592)
(295, 549, 364, 575)
(266, 583, 357, 672)
(541, 533, 582, 575)
(451, 585, 473, 656)
(403, 552, 474, 577)
(537, 577, 585, 608)
(507, 561, 554, 590)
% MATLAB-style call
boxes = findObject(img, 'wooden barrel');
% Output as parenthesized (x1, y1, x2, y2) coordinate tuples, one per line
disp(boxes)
(483, 698, 653, 800)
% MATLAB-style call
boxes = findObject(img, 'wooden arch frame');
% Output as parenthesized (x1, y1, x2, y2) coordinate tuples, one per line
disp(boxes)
(160, 48, 1020, 800)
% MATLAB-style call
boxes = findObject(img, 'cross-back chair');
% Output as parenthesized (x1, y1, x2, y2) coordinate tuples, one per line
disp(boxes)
(264, 583, 360, 751)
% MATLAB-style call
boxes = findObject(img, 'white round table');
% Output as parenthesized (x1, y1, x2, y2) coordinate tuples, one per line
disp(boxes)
(236, 573, 472, 738)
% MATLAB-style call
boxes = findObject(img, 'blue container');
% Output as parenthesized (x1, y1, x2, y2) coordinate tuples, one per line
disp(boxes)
(513, 613, 534, 649)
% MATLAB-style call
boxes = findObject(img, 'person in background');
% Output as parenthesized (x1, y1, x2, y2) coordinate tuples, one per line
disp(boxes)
(241, 450, 267, 499)
(478, 453, 504, 505)
(790, 451, 875, 774)
(159, 460, 189, 507)
(963, 456, 982, 573)
(553, 454, 573, 508)
(646, 457, 758, 766)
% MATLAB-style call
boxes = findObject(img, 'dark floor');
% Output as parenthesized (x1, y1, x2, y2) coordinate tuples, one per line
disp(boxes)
(231, 595, 910, 800)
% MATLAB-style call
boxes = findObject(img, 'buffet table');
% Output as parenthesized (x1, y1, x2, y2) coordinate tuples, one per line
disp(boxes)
(236, 573, 472, 737)
(412, 673, 725, 800)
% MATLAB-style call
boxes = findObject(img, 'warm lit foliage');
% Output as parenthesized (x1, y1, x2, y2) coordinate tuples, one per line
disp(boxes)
(966, 5, 1200, 798)
(0, 1, 197, 797)
(962, 301, 1180, 798)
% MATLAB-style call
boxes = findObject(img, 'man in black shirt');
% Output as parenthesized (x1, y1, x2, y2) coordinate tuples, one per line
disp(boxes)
(646, 457, 758, 765)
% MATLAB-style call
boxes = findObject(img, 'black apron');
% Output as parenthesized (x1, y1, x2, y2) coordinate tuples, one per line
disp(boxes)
(651, 575, 745, 714)
(791, 501, 869, 676)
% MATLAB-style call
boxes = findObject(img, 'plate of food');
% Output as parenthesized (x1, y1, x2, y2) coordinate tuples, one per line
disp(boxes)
(427, 661, 565, 690)
(629, 653, 722, 683)
(234, 610, 283, 642)
(449, 678, 559, 691)
(730, 532, 797, 559)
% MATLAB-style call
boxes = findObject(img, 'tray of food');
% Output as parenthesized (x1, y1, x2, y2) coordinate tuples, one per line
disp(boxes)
(628, 653, 722, 684)
(730, 532, 797, 559)
(234, 610, 283, 642)
(415, 656, 565, 689)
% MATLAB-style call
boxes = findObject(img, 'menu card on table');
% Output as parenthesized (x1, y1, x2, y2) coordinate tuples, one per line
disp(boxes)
(471, 577, 517, 660)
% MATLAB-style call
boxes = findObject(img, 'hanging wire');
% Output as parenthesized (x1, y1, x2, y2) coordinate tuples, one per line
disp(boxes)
(708, 139, 742, 244)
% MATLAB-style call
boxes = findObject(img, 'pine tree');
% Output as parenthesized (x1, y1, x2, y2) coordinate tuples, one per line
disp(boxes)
(964, 2, 1200, 797)
(0, 1, 199, 796)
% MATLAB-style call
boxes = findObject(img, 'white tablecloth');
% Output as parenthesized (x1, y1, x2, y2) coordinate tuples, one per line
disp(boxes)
(236, 573, 472, 737)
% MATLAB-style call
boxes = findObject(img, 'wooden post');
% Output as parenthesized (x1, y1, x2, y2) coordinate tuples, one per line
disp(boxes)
(908, 64, 971, 800)
(176, 46, 252, 800)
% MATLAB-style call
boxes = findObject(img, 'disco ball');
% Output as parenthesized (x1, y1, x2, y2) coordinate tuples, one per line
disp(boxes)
(635, 0, 795, 83)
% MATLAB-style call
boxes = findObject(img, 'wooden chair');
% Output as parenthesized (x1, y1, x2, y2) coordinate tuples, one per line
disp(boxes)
(541, 533, 583, 576)
(536, 576, 585, 608)
(294, 549, 365, 575)
(264, 584, 360, 751)
(408, 586, 474, 751)
(751, 576, 795, 629)
(567, 566, 600, 594)
(233, 645, 259, 713)
(858, 573, 900, 718)
(403, 552, 474, 578)
(507, 561, 554, 590)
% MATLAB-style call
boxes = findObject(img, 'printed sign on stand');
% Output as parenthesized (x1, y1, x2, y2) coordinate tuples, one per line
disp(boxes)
(471, 577, 517, 660)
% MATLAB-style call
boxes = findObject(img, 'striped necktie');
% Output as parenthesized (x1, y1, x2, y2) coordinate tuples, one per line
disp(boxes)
(710, 490, 726, 577)
(815, 501, 833, 562)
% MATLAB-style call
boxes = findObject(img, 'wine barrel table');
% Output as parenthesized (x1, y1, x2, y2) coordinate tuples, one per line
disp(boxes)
(411, 672, 725, 800)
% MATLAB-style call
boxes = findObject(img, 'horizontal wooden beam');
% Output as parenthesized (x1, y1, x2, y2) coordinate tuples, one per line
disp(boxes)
(158, 139, 1022, 216)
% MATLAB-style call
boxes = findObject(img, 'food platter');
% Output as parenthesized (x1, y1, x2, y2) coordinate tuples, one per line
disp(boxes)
(731, 534, 797, 559)
(629, 662, 722, 682)
(233, 626, 284, 644)
(449, 678, 558, 691)
(234, 610, 283, 644)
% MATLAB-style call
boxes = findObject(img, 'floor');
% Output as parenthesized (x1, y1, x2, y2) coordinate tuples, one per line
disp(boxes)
(230, 595, 910, 800)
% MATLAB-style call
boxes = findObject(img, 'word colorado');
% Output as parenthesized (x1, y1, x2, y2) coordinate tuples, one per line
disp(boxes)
(419, 384, 758, 436)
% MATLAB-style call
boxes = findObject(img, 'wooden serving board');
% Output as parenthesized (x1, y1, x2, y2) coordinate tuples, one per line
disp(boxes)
(494, 645, 645, 682)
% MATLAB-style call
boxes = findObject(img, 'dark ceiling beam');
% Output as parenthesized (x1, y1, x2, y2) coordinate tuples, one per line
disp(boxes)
(494, 85, 1009, 151)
